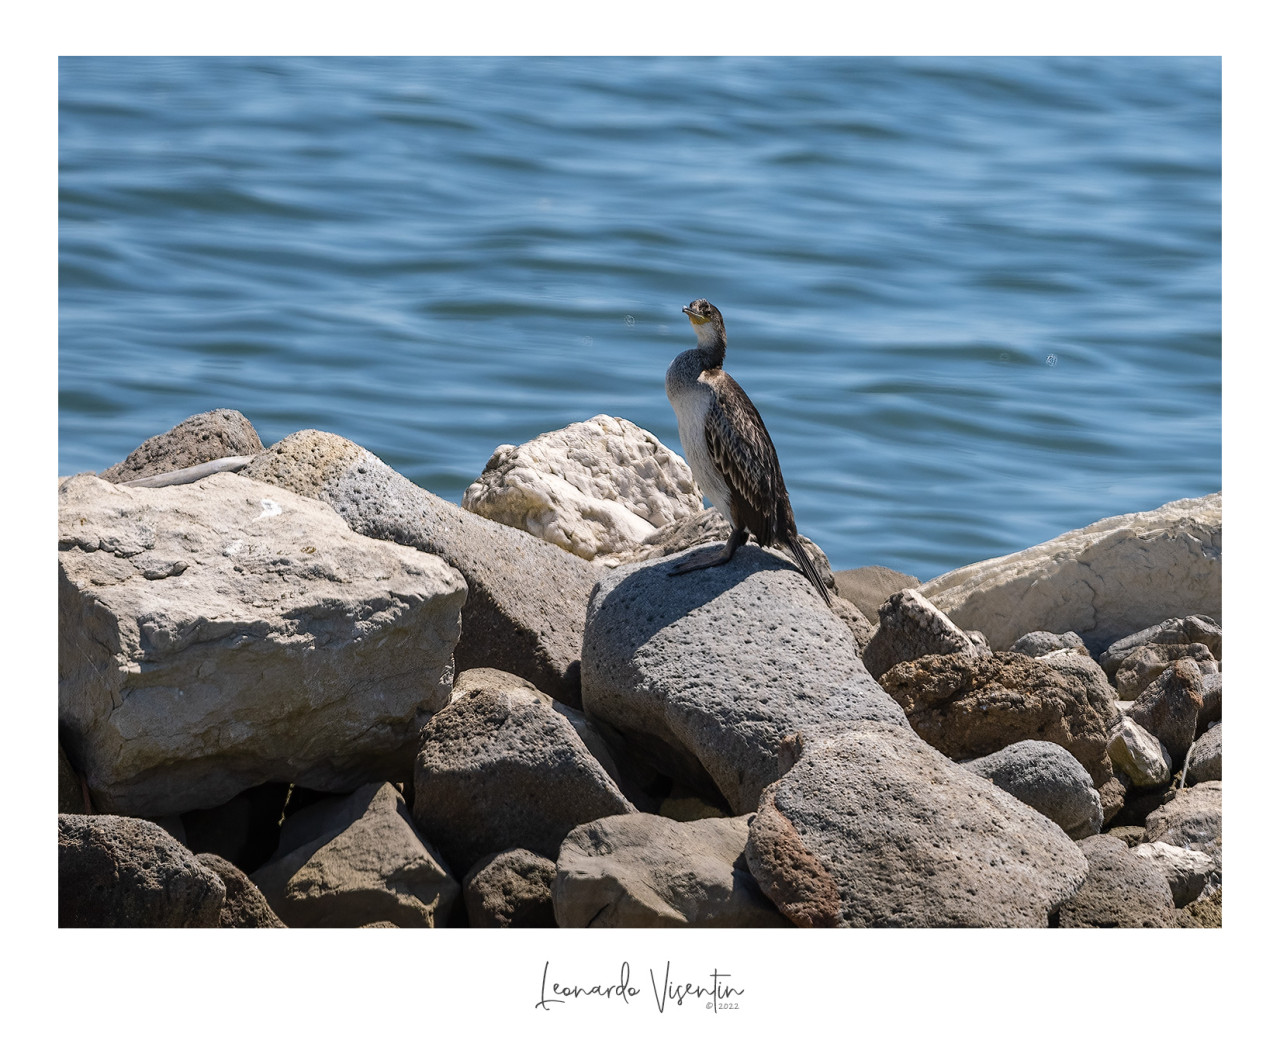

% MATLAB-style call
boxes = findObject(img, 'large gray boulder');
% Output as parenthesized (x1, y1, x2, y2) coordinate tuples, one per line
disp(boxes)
(58, 472, 464, 816)
(412, 676, 634, 874)
(461, 415, 704, 563)
(744, 723, 1087, 927)
(1145, 782, 1222, 858)
(581, 544, 908, 814)
(252, 782, 458, 928)
(241, 429, 601, 704)
(59, 814, 226, 927)
(965, 740, 1103, 840)
(1055, 834, 1176, 928)
(919, 494, 1221, 652)
(553, 813, 788, 928)
(1130, 841, 1217, 907)
(99, 409, 264, 484)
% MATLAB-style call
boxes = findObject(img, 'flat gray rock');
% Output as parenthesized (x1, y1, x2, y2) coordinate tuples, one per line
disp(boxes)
(59, 472, 464, 816)
(241, 429, 602, 704)
(59, 814, 225, 927)
(553, 813, 788, 928)
(252, 782, 458, 928)
(1056, 835, 1176, 927)
(581, 543, 908, 814)
(413, 678, 634, 873)
(99, 409, 264, 484)
(744, 723, 1088, 927)
(920, 494, 1221, 652)
(966, 740, 1103, 840)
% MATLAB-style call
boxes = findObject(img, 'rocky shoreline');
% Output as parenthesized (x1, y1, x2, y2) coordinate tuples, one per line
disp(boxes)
(58, 409, 1222, 928)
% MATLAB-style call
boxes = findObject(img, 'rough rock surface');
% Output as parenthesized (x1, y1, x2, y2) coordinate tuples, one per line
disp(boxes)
(919, 494, 1221, 652)
(59, 743, 85, 814)
(1107, 718, 1173, 789)
(1186, 723, 1222, 784)
(833, 565, 921, 619)
(461, 415, 704, 562)
(1115, 643, 1217, 701)
(1145, 782, 1222, 859)
(99, 409, 264, 484)
(1099, 615, 1223, 677)
(1129, 659, 1204, 762)
(241, 429, 601, 704)
(59, 813, 226, 927)
(1176, 889, 1222, 927)
(1131, 841, 1216, 907)
(413, 678, 634, 874)
(861, 587, 986, 680)
(195, 852, 287, 928)
(1009, 630, 1087, 657)
(878, 651, 1120, 798)
(1199, 672, 1222, 732)
(1055, 834, 1176, 928)
(830, 595, 875, 652)
(553, 813, 788, 928)
(462, 849, 558, 928)
(58, 472, 464, 816)
(965, 741, 1103, 840)
(609, 507, 837, 599)
(252, 782, 457, 928)
(744, 723, 1088, 927)
(581, 545, 908, 814)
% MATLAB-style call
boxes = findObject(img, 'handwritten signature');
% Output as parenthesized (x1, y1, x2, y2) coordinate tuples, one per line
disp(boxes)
(536, 961, 743, 1013)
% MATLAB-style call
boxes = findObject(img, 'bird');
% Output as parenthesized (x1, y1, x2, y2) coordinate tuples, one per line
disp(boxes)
(665, 298, 832, 606)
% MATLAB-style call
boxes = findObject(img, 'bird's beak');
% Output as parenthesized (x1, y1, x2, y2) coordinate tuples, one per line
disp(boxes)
(683, 307, 709, 325)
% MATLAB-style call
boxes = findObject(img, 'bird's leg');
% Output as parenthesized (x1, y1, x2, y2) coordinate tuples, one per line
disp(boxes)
(668, 526, 749, 575)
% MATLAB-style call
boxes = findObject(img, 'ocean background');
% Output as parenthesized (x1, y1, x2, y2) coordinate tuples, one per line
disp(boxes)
(58, 56, 1221, 580)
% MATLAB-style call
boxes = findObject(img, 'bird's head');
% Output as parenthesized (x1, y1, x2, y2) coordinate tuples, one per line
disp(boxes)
(682, 299, 726, 351)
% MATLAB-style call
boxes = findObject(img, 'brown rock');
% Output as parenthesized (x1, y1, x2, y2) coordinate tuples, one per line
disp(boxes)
(861, 588, 986, 680)
(1115, 643, 1216, 701)
(1055, 835, 1176, 928)
(463, 849, 557, 928)
(99, 409, 264, 484)
(195, 853, 286, 928)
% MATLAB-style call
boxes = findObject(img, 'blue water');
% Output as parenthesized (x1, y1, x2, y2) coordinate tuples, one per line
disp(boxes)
(58, 57, 1220, 580)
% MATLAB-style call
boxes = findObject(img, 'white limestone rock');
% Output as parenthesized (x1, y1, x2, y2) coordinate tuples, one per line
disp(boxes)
(59, 471, 465, 816)
(919, 494, 1221, 652)
(462, 415, 704, 562)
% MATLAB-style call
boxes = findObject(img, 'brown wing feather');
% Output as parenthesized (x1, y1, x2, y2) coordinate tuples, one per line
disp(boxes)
(702, 371, 788, 546)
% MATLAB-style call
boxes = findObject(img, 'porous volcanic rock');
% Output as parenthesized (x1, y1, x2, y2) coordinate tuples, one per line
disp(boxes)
(252, 782, 457, 928)
(462, 849, 557, 928)
(241, 429, 601, 704)
(744, 723, 1088, 927)
(413, 678, 633, 873)
(195, 852, 286, 928)
(581, 544, 908, 814)
(553, 813, 788, 928)
(919, 494, 1221, 652)
(1055, 834, 1176, 928)
(99, 409, 264, 484)
(860, 587, 986, 680)
(878, 650, 1120, 800)
(58, 472, 464, 816)
(965, 740, 1103, 840)
(609, 507, 837, 599)
(461, 415, 704, 562)
(59, 813, 225, 928)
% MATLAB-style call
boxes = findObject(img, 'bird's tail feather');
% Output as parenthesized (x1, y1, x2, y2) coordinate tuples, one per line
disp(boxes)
(786, 534, 833, 607)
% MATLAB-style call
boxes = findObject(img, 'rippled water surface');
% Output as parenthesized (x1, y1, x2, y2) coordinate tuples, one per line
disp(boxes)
(59, 57, 1220, 578)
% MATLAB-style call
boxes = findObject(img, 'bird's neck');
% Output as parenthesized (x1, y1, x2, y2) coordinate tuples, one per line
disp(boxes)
(694, 329, 726, 371)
